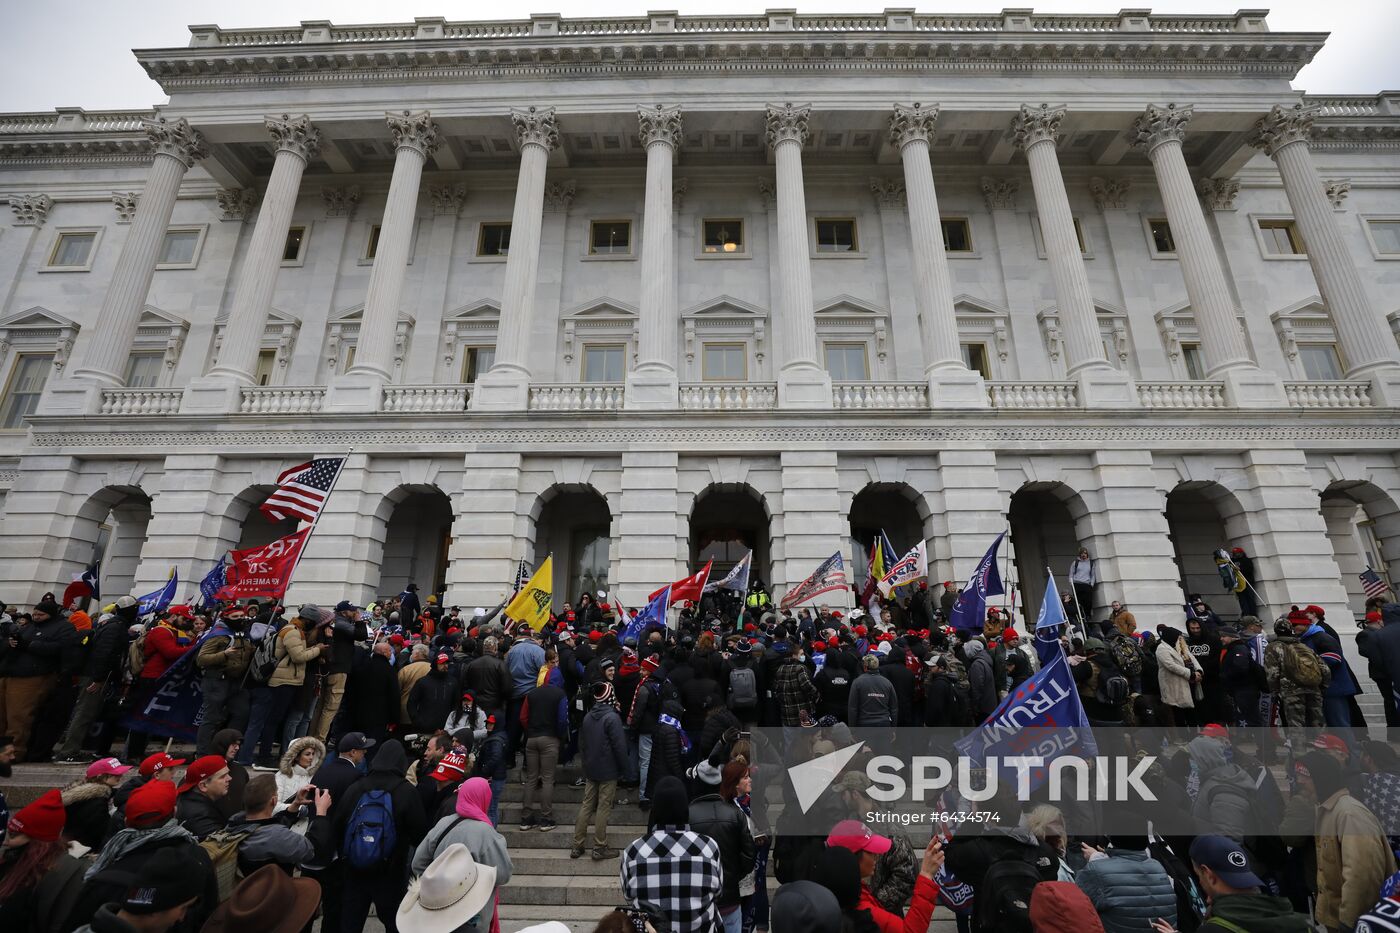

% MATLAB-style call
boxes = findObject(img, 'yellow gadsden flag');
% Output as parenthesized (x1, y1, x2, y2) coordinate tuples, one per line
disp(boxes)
(505, 555, 553, 632)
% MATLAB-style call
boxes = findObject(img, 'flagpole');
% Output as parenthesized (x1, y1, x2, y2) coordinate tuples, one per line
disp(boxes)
(1052, 565, 1089, 643)
(280, 448, 353, 608)
(1220, 552, 1269, 618)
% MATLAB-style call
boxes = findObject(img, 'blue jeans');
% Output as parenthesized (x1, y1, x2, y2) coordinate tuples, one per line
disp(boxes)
(626, 733, 641, 784)
(722, 906, 743, 933)
(240, 684, 297, 764)
(282, 702, 313, 751)
(638, 733, 653, 801)
(488, 778, 505, 827)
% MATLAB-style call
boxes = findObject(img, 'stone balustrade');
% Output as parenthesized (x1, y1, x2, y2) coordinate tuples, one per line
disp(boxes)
(987, 382, 1080, 409)
(679, 383, 778, 411)
(98, 388, 183, 416)
(238, 386, 325, 414)
(528, 384, 625, 412)
(1137, 381, 1227, 409)
(1284, 381, 1375, 409)
(832, 383, 930, 410)
(382, 384, 471, 413)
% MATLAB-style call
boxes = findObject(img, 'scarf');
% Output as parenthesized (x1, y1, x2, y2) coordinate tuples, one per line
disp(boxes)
(455, 777, 494, 824)
(85, 821, 194, 880)
(659, 713, 691, 755)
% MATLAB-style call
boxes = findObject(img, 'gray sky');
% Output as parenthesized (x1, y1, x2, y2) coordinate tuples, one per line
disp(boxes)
(3, 1, 1398, 112)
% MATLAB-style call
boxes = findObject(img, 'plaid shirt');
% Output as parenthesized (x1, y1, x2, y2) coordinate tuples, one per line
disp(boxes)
(621, 828, 724, 933)
(772, 658, 819, 726)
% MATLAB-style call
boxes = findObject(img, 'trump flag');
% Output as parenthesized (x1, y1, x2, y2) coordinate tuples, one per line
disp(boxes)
(216, 528, 310, 601)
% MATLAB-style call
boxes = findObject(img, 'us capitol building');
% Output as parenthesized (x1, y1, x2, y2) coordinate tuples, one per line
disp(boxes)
(0, 8, 1397, 628)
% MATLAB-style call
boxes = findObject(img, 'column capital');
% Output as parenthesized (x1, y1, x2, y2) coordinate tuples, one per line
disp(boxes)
(111, 192, 139, 224)
(215, 187, 257, 221)
(511, 105, 559, 152)
(1196, 177, 1240, 212)
(142, 116, 208, 168)
(265, 113, 322, 161)
(1250, 103, 1318, 157)
(543, 180, 576, 213)
(637, 104, 683, 149)
(979, 176, 1019, 211)
(386, 110, 440, 157)
(8, 194, 53, 227)
(322, 185, 361, 218)
(870, 177, 906, 210)
(428, 182, 467, 216)
(765, 102, 810, 149)
(1010, 104, 1066, 151)
(1130, 102, 1193, 152)
(889, 102, 939, 148)
(1089, 176, 1130, 211)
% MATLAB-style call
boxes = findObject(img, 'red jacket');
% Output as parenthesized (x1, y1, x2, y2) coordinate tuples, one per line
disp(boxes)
(140, 624, 189, 680)
(860, 873, 939, 933)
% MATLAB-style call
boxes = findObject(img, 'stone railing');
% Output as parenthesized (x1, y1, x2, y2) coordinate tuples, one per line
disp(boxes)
(98, 388, 183, 416)
(382, 384, 471, 413)
(679, 383, 777, 411)
(832, 383, 930, 410)
(987, 382, 1080, 409)
(239, 386, 325, 414)
(528, 384, 624, 412)
(0, 110, 154, 135)
(1137, 382, 1227, 410)
(1284, 381, 1375, 409)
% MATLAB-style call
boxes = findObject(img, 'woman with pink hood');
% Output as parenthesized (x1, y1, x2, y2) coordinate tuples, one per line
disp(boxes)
(411, 777, 514, 933)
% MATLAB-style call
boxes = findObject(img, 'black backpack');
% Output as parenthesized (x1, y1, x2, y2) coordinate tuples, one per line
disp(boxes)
(1149, 840, 1206, 933)
(973, 859, 1040, 933)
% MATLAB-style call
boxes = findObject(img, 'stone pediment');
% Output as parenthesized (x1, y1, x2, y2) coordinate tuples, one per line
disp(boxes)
(446, 299, 501, 321)
(0, 307, 77, 332)
(814, 295, 888, 321)
(331, 305, 415, 327)
(681, 296, 767, 321)
(564, 298, 637, 321)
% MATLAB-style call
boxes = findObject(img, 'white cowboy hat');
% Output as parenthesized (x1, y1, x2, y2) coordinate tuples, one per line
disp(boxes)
(397, 844, 497, 933)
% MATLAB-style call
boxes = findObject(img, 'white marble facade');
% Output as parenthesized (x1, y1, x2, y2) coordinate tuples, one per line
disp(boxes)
(0, 10, 1399, 631)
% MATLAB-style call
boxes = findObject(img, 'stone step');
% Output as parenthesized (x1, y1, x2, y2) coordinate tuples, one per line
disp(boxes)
(498, 825, 645, 850)
(495, 905, 614, 932)
(498, 875, 782, 907)
(509, 847, 624, 876)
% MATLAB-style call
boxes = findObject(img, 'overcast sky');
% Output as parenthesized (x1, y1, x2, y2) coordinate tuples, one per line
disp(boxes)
(3, 0, 1397, 112)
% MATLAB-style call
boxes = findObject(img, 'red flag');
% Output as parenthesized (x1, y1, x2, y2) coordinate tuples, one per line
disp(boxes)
(650, 560, 713, 605)
(216, 528, 311, 601)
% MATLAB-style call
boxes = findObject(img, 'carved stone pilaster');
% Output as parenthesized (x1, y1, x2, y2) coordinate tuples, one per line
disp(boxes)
(638, 104, 682, 148)
(1196, 177, 1240, 212)
(111, 192, 139, 224)
(142, 117, 208, 167)
(980, 177, 1019, 211)
(215, 187, 256, 221)
(1089, 177, 1130, 211)
(322, 185, 361, 218)
(428, 183, 467, 216)
(8, 194, 52, 226)
(511, 106, 559, 151)
(1249, 103, 1318, 157)
(758, 179, 777, 209)
(888, 103, 939, 148)
(672, 178, 687, 211)
(1129, 103, 1193, 152)
(870, 178, 906, 210)
(1324, 179, 1351, 210)
(385, 110, 439, 157)
(543, 180, 575, 213)
(765, 103, 811, 149)
(1010, 104, 1066, 151)
(266, 113, 322, 161)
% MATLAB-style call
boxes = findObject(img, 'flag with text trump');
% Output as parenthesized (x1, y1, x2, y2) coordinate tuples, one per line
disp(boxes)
(780, 552, 847, 610)
(216, 529, 310, 601)
(878, 540, 928, 597)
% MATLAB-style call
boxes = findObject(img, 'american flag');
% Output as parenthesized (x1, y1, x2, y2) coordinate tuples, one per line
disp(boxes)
(513, 559, 532, 594)
(1361, 568, 1391, 599)
(260, 458, 345, 524)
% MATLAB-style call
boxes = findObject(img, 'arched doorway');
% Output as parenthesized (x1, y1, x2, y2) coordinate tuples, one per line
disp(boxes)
(1165, 482, 1251, 619)
(380, 486, 454, 602)
(232, 485, 299, 550)
(78, 486, 153, 602)
(534, 486, 612, 606)
(848, 484, 927, 594)
(690, 485, 771, 591)
(1320, 480, 1400, 606)
(1008, 483, 1087, 625)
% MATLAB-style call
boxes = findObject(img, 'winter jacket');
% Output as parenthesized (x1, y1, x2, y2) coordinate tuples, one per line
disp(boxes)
(1156, 639, 1200, 709)
(443, 706, 489, 745)
(859, 873, 938, 933)
(397, 659, 431, 722)
(275, 736, 325, 805)
(1315, 789, 1397, 929)
(175, 789, 228, 840)
(411, 811, 513, 882)
(345, 653, 399, 733)
(0, 613, 80, 678)
(688, 793, 756, 908)
(63, 835, 216, 933)
(814, 659, 853, 720)
(1076, 848, 1178, 933)
(772, 658, 820, 727)
(1203, 893, 1311, 933)
(579, 702, 629, 783)
(1187, 736, 1256, 841)
(520, 683, 568, 740)
(965, 643, 997, 719)
(923, 671, 961, 727)
(505, 640, 546, 697)
(194, 626, 255, 681)
(1300, 623, 1361, 698)
(472, 731, 508, 782)
(225, 809, 333, 873)
(464, 654, 512, 714)
(646, 719, 687, 798)
(1371, 604, 1400, 699)
(1219, 640, 1262, 693)
(266, 624, 322, 688)
(878, 651, 917, 726)
(331, 740, 428, 871)
(324, 614, 367, 675)
(847, 670, 898, 727)
(80, 617, 129, 683)
(60, 780, 113, 851)
(695, 708, 740, 767)
(310, 755, 365, 806)
(139, 624, 190, 680)
(627, 673, 675, 736)
(408, 669, 461, 733)
(678, 676, 723, 737)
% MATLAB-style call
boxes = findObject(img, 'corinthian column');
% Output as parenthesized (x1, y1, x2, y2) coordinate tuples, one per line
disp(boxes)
(1131, 104, 1286, 407)
(1012, 104, 1135, 407)
(1251, 104, 1400, 402)
(471, 106, 558, 412)
(626, 104, 682, 409)
(890, 103, 987, 408)
(766, 103, 832, 408)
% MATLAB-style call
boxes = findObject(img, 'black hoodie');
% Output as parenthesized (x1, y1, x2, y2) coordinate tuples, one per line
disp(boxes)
(330, 739, 427, 870)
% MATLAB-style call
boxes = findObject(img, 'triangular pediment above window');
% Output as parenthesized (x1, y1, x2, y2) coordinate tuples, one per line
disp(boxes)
(446, 299, 502, 321)
(138, 305, 190, 334)
(814, 295, 888, 320)
(331, 305, 415, 326)
(0, 307, 77, 332)
(1270, 295, 1328, 325)
(681, 295, 768, 321)
(952, 294, 1009, 319)
(564, 298, 638, 320)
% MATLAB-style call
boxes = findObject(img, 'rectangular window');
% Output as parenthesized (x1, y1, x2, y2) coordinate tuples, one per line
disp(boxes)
(365, 225, 382, 261)
(253, 349, 277, 386)
(961, 343, 991, 379)
(123, 352, 164, 388)
(49, 232, 95, 267)
(1148, 219, 1176, 254)
(282, 226, 307, 264)
(461, 347, 496, 383)
(1182, 343, 1206, 381)
(815, 219, 858, 253)
(0, 353, 53, 429)
(941, 218, 973, 253)
(1368, 220, 1400, 255)
(702, 344, 746, 381)
(156, 229, 201, 267)
(589, 221, 631, 255)
(1031, 217, 1088, 256)
(340, 343, 356, 374)
(702, 220, 744, 254)
(582, 344, 625, 382)
(824, 343, 869, 381)
(477, 223, 511, 257)
(1300, 344, 1343, 381)
(1259, 219, 1305, 255)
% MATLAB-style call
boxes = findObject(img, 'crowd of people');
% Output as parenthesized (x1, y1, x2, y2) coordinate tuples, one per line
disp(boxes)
(0, 559, 1397, 933)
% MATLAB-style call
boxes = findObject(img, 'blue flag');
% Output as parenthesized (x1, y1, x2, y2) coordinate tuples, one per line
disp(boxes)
(622, 586, 669, 644)
(949, 532, 1005, 631)
(1034, 574, 1068, 668)
(80, 562, 101, 601)
(136, 571, 178, 616)
(120, 629, 209, 741)
(198, 557, 227, 604)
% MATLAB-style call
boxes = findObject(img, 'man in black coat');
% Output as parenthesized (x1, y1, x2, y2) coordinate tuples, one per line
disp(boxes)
(878, 647, 917, 726)
(407, 652, 460, 733)
(344, 642, 400, 745)
(56, 601, 133, 760)
(0, 599, 78, 759)
(312, 600, 368, 743)
(689, 785, 757, 919)
(312, 732, 375, 804)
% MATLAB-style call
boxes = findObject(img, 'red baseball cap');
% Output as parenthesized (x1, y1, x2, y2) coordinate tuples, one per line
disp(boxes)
(589, 631, 603, 643)
(178, 755, 230, 793)
(86, 756, 132, 779)
(826, 819, 892, 855)
(1201, 723, 1229, 739)
(1312, 734, 1348, 753)
(126, 779, 178, 828)
(436, 653, 450, 665)
(140, 753, 187, 777)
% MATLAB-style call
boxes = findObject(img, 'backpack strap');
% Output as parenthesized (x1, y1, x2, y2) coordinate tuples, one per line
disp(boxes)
(1204, 918, 1251, 933)
(430, 815, 467, 854)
